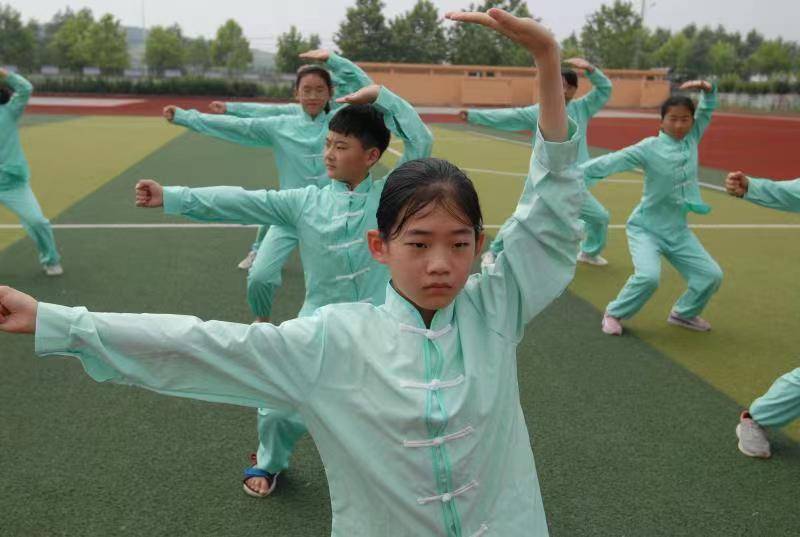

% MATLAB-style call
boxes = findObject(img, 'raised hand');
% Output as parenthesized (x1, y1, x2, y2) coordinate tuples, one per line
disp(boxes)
(446, 8, 565, 141)
(564, 57, 594, 72)
(299, 49, 331, 62)
(0, 68, 7, 79)
(135, 179, 165, 208)
(725, 171, 749, 198)
(163, 105, 177, 122)
(209, 101, 227, 114)
(0, 286, 38, 334)
(336, 84, 381, 105)
(679, 80, 713, 92)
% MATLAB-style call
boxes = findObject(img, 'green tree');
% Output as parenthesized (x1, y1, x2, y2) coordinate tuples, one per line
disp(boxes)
(447, 0, 533, 66)
(145, 25, 186, 74)
(275, 26, 322, 73)
(580, 0, 646, 68)
(560, 32, 583, 59)
(185, 37, 212, 73)
(0, 4, 37, 70)
(388, 0, 447, 63)
(652, 33, 692, 74)
(211, 19, 253, 74)
(748, 40, 793, 75)
(86, 14, 128, 72)
(334, 0, 392, 61)
(48, 8, 95, 70)
(708, 41, 737, 75)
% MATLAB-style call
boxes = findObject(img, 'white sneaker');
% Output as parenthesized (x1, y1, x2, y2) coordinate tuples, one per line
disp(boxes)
(44, 264, 64, 276)
(577, 251, 608, 266)
(736, 412, 771, 458)
(601, 312, 623, 336)
(480, 251, 496, 268)
(667, 311, 711, 332)
(237, 250, 257, 270)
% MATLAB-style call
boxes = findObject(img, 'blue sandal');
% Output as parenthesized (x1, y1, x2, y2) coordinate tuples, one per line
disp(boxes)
(243, 466, 278, 498)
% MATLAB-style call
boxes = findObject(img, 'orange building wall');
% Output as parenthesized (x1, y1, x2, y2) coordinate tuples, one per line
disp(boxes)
(358, 62, 670, 109)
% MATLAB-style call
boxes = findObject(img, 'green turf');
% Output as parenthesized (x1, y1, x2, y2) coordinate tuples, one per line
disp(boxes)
(1, 120, 799, 536)
(19, 114, 78, 127)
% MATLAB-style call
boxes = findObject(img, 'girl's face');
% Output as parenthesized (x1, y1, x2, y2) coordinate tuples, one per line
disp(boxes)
(295, 73, 331, 117)
(368, 204, 485, 321)
(660, 105, 695, 140)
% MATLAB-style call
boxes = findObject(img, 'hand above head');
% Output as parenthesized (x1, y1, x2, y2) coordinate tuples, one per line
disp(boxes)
(445, 8, 557, 57)
(135, 179, 165, 208)
(725, 171, 749, 198)
(299, 49, 330, 62)
(336, 84, 381, 105)
(209, 101, 227, 114)
(163, 105, 177, 122)
(0, 68, 7, 79)
(564, 57, 594, 72)
(679, 80, 713, 92)
(0, 286, 38, 335)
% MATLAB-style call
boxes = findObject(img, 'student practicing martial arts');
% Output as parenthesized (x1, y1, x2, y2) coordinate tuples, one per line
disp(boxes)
(163, 51, 371, 322)
(0, 9, 586, 535)
(461, 58, 612, 267)
(0, 69, 62, 276)
(140, 83, 432, 496)
(726, 171, 800, 458)
(582, 81, 723, 336)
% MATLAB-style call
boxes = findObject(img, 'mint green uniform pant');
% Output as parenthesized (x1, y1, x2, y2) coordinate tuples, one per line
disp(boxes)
(248, 224, 304, 473)
(490, 190, 609, 257)
(246, 225, 298, 319)
(750, 368, 800, 428)
(606, 225, 722, 319)
(0, 183, 60, 266)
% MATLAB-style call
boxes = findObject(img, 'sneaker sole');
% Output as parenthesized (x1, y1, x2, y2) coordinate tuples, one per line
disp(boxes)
(667, 315, 710, 332)
(578, 257, 608, 267)
(735, 424, 771, 459)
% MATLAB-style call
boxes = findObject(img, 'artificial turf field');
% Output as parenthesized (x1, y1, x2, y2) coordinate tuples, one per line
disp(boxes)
(1, 114, 799, 536)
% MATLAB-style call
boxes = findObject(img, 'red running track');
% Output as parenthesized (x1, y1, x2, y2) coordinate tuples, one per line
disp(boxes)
(28, 95, 800, 180)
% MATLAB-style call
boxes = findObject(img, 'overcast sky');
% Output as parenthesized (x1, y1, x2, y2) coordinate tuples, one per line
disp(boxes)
(12, 1, 797, 51)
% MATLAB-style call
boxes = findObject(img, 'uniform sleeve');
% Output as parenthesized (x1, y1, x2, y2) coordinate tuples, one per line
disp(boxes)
(373, 86, 433, 165)
(745, 177, 800, 213)
(34, 303, 326, 412)
(464, 121, 585, 341)
(172, 108, 276, 147)
(573, 68, 612, 118)
(580, 141, 647, 187)
(4, 72, 33, 121)
(327, 51, 373, 107)
(163, 185, 310, 227)
(690, 83, 717, 140)
(225, 102, 302, 119)
(467, 105, 540, 133)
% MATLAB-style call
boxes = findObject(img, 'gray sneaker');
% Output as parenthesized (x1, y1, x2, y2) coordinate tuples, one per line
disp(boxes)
(44, 264, 64, 277)
(736, 412, 771, 458)
(667, 311, 711, 332)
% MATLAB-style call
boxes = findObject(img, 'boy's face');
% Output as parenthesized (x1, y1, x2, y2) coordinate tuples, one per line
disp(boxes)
(324, 131, 381, 183)
(660, 105, 695, 140)
(562, 78, 578, 103)
(368, 204, 485, 314)
(295, 73, 331, 117)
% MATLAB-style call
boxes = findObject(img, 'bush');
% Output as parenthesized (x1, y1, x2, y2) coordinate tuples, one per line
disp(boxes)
(715, 75, 798, 95)
(27, 75, 293, 98)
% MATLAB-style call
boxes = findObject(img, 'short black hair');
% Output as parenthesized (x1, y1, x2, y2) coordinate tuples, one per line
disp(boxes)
(328, 104, 391, 155)
(378, 158, 483, 240)
(660, 95, 696, 119)
(0, 87, 12, 105)
(561, 69, 578, 88)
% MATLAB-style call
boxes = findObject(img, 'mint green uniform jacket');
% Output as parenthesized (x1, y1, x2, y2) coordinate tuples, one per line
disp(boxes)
(34, 124, 583, 537)
(0, 73, 33, 189)
(163, 87, 433, 316)
(745, 177, 800, 212)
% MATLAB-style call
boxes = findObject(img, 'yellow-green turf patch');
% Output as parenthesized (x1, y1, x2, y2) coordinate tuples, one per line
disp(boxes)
(0, 116, 183, 250)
